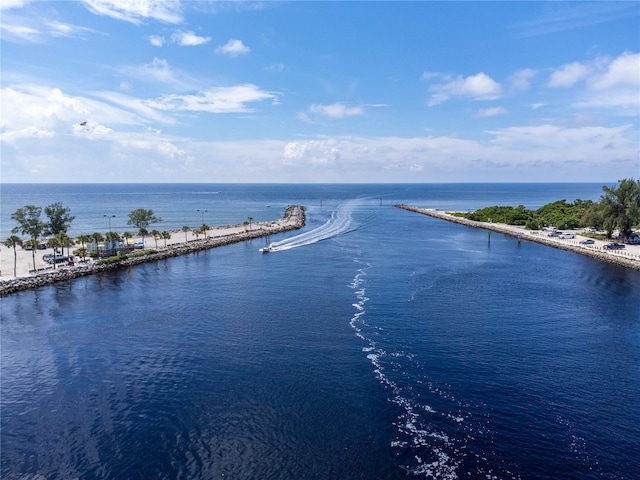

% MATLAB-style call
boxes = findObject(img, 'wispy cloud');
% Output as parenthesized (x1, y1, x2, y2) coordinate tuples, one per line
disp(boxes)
(81, 0, 183, 25)
(119, 58, 195, 90)
(308, 103, 364, 119)
(477, 107, 508, 117)
(516, 2, 639, 37)
(0, 12, 98, 43)
(171, 30, 210, 46)
(215, 39, 250, 57)
(146, 84, 278, 113)
(0, 0, 32, 10)
(149, 30, 211, 47)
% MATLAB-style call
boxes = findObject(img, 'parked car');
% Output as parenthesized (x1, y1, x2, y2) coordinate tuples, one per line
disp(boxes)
(579, 238, 595, 245)
(547, 231, 562, 237)
(559, 233, 575, 239)
(603, 243, 625, 250)
(625, 237, 640, 245)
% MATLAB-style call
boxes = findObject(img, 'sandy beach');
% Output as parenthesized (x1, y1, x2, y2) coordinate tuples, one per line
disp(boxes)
(396, 204, 640, 271)
(1, 206, 304, 283)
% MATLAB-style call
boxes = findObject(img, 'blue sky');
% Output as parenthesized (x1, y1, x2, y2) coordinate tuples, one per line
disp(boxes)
(1, 1, 638, 183)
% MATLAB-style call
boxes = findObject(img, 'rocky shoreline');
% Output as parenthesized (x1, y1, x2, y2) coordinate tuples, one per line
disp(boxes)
(395, 204, 640, 271)
(0, 205, 305, 297)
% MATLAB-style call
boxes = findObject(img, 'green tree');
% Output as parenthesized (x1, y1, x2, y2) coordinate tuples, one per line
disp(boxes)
(128, 209, 161, 249)
(76, 234, 91, 260)
(182, 225, 190, 243)
(161, 230, 171, 248)
(151, 229, 161, 249)
(3, 235, 23, 277)
(122, 231, 133, 245)
(105, 231, 121, 255)
(44, 202, 75, 236)
(596, 178, 640, 238)
(247, 216, 253, 231)
(56, 232, 74, 258)
(91, 232, 104, 257)
(138, 228, 149, 249)
(46, 236, 62, 269)
(11, 205, 45, 272)
(127, 208, 162, 231)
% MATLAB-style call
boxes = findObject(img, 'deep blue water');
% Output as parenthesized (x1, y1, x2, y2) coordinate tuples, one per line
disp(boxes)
(2, 184, 639, 479)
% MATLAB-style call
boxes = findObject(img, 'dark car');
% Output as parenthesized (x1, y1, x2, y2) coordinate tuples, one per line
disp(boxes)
(603, 243, 625, 250)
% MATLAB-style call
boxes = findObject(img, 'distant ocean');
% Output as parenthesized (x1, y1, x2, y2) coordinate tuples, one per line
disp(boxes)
(2, 183, 639, 480)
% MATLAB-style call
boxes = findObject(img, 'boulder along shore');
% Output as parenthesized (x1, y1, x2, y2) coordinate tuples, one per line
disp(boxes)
(0, 205, 305, 297)
(395, 204, 640, 271)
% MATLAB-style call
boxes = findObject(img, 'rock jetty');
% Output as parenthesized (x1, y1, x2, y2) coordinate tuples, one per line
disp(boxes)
(0, 205, 305, 296)
(395, 204, 640, 271)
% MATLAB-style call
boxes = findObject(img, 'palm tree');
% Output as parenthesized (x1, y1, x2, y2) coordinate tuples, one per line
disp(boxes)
(122, 231, 133, 245)
(151, 229, 161, 249)
(193, 227, 201, 241)
(47, 236, 62, 269)
(247, 216, 253, 231)
(182, 225, 190, 243)
(56, 232, 73, 257)
(161, 230, 171, 248)
(91, 232, 104, 258)
(3, 235, 23, 277)
(11, 205, 45, 272)
(138, 228, 148, 250)
(200, 223, 209, 239)
(105, 231, 121, 256)
(76, 234, 91, 260)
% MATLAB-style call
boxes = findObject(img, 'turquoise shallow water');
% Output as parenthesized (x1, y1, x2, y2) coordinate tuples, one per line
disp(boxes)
(2, 184, 639, 479)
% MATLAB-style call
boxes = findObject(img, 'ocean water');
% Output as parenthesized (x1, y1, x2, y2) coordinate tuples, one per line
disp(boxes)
(1, 184, 639, 480)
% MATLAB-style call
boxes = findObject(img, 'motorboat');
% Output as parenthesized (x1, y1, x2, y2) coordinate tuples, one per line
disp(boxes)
(260, 243, 275, 253)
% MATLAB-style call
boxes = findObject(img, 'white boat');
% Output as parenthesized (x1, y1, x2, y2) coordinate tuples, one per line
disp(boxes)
(259, 243, 275, 253)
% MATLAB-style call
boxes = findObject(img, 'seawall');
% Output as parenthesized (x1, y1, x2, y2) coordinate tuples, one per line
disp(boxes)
(395, 204, 640, 271)
(0, 205, 305, 296)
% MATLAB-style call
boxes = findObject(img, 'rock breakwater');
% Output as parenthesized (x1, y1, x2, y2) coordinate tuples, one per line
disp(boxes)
(396, 204, 640, 271)
(0, 205, 305, 296)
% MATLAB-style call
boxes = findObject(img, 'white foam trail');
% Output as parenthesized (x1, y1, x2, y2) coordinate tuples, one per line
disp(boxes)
(267, 201, 355, 251)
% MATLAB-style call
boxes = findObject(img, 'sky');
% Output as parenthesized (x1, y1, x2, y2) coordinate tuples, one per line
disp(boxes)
(1, 0, 639, 183)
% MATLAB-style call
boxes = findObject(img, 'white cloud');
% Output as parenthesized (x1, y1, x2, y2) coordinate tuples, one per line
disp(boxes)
(215, 39, 250, 57)
(81, 0, 183, 24)
(308, 103, 364, 119)
(0, 0, 32, 10)
(0, 10, 98, 43)
(548, 61, 590, 88)
(508, 69, 537, 91)
(588, 51, 640, 90)
(171, 30, 210, 46)
(146, 84, 278, 113)
(119, 58, 194, 90)
(428, 72, 502, 105)
(421, 71, 441, 81)
(149, 35, 164, 46)
(281, 139, 340, 166)
(477, 107, 508, 117)
(0, 21, 40, 42)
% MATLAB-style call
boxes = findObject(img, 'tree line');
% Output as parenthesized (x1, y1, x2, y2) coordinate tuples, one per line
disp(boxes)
(4, 204, 257, 277)
(4, 205, 166, 276)
(457, 178, 640, 238)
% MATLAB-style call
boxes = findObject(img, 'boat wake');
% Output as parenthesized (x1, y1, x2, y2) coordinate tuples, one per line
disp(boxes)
(263, 201, 358, 252)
